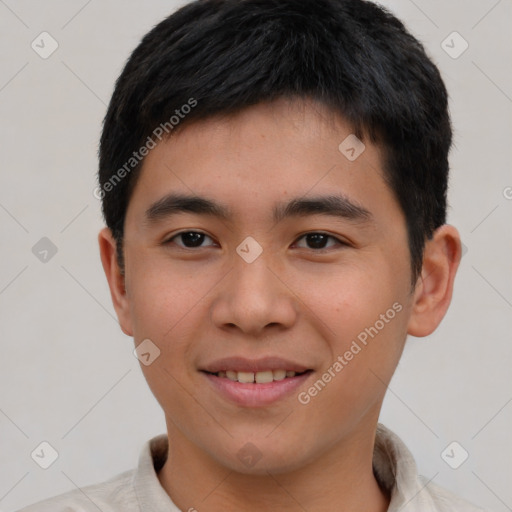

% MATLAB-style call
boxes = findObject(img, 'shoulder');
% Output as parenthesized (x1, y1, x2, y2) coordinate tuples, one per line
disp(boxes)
(16, 469, 137, 512)
(421, 477, 488, 512)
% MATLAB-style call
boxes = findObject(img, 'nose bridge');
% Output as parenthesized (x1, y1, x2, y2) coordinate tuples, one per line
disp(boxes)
(210, 244, 297, 335)
(233, 250, 276, 301)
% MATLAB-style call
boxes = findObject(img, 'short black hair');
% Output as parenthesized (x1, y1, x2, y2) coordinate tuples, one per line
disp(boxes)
(98, 0, 452, 285)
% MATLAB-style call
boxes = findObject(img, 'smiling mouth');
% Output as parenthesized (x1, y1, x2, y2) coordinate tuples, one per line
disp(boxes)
(204, 369, 312, 383)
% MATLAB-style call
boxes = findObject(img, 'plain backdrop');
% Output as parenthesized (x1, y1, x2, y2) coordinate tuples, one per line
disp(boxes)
(0, 1, 511, 511)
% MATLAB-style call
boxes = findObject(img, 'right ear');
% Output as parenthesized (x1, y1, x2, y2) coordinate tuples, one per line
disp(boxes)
(98, 227, 133, 336)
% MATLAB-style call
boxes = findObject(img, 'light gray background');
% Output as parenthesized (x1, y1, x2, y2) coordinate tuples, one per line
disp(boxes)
(0, 1, 511, 511)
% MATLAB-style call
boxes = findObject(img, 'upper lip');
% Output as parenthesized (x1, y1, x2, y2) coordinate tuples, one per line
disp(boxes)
(201, 356, 311, 373)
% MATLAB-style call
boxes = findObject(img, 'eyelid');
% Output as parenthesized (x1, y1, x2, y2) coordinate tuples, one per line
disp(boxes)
(163, 230, 349, 250)
(292, 231, 348, 250)
(164, 230, 217, 247)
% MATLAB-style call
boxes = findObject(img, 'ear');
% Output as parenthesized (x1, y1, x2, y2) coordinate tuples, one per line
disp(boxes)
(407, 224, 462, 337)
(98, 227, 134, 336)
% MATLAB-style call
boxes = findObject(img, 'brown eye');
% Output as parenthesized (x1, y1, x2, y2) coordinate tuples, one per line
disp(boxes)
(167, 231, 216, 248)
(294, 232, 344, 250)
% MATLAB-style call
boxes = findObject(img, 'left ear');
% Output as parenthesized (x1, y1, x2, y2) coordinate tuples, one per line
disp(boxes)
(407, 224, 462, 337)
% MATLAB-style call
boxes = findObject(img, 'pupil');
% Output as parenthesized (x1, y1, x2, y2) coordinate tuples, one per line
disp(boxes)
(182, 232, 204, 247)
(307, 233, 327, 249)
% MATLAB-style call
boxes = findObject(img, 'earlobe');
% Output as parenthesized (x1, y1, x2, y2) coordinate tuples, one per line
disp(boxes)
(98, 227, 134, 336)
(407, 225, 462, 337)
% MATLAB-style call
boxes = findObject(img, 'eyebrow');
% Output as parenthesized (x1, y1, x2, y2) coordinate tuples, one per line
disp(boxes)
(144, 192, 373, 226)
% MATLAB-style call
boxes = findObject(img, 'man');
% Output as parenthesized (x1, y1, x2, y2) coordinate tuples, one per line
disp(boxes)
(19, 0, 485, 510)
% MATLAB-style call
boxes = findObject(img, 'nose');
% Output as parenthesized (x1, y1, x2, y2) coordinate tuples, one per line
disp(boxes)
(209, 250, 298, 337)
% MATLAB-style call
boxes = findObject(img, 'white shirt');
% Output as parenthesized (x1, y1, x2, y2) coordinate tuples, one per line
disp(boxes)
(17, 424, 486, 511)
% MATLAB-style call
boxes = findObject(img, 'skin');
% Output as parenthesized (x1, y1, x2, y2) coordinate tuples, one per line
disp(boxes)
(99, 98, 461, 512)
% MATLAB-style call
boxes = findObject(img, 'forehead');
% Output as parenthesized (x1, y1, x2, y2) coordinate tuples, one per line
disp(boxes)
(125, 98, 402, 229)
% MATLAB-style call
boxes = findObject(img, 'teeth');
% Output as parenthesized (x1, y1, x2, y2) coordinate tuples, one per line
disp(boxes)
(215, 369, 299, 382)
(237, 371, 255, 383)
(226, 370, 237, 381)
(255, 370, 273, 384)
(273, 369, 286, 381)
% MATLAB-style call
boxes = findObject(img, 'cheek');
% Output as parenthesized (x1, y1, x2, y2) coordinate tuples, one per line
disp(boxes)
(126, 256, 214, 389)
(294, 259, 400, 331)
(126, 253, 208, 341)
(293, 258, 409, 387)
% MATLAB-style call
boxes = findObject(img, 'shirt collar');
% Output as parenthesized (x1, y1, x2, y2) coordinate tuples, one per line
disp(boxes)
(133, 434, 180, 511)
(373, 423, 439, 511)
(133, 423, 439, 511)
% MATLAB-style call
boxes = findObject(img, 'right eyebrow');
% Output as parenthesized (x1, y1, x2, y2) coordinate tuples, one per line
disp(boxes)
(143, 192, 373, 227)
(144, 193, 232, 226)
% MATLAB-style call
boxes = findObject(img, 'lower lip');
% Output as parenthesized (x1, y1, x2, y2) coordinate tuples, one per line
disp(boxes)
(202, 371, 313, 407)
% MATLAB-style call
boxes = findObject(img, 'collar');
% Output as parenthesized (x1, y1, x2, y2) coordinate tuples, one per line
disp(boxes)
(132, 423, 439, 511)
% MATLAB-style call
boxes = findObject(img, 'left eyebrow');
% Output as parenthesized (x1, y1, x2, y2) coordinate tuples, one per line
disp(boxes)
(143, 192, 373, 226)
(272, 194, 373, 225)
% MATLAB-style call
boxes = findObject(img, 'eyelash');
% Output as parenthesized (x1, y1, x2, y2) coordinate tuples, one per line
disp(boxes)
(163, 231, 347, 252)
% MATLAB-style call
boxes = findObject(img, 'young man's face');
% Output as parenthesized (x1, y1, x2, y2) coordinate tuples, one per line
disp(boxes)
(106, 99, 420, 473)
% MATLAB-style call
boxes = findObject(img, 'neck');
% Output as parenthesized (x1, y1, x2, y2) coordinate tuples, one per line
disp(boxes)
(157, 421, 390, 512)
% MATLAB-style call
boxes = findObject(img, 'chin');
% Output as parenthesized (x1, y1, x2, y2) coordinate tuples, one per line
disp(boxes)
(210, 437, 314, 476)
(227, 453, 306, 476)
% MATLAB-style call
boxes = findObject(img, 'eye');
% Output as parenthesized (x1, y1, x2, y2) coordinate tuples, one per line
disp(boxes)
(165, 231, 217, 249)
(293, 232, 346, 250)
(164, 231, 346, 251)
